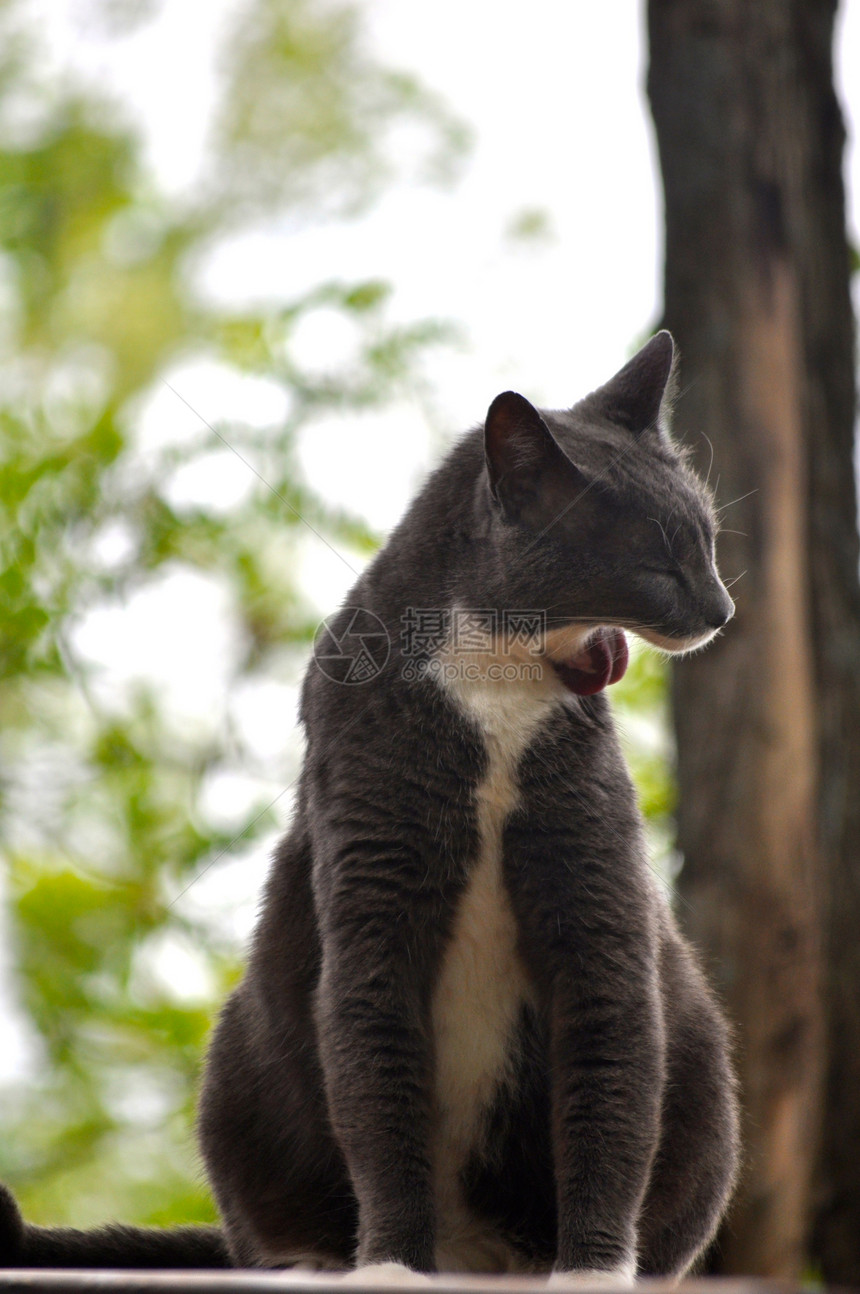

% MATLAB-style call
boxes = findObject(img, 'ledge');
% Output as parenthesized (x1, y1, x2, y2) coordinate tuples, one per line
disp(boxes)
(0, 1274, 816, 1294)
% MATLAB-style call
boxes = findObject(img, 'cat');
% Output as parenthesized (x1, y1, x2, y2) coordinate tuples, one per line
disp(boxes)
(0, 332, 739, 1281)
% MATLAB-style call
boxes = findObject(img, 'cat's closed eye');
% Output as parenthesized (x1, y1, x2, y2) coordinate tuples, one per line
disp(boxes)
(641, 563, 685, 583)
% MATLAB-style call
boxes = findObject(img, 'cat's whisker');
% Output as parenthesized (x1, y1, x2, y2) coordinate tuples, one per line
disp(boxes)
(723, 571, 747, 589)
(648, 516, 672, 556)
(716, 488, 758, 514)
(700, 432, 716, 488)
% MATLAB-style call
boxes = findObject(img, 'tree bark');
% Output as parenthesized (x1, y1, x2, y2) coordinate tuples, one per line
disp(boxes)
(798, 14, 860, 1285)
(648, 0, 859, 1279)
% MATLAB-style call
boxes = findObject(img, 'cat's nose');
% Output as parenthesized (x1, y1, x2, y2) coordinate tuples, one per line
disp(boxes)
(703, 582, 735, 629)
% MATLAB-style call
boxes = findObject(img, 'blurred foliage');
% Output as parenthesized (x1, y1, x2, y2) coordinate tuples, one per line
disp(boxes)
(209, 0, 469, 220)
(0, 0, 672, 1236)
(504, 206, 555, 248)
(610, 646, 676, 882)
(0, 0, 461, 1228)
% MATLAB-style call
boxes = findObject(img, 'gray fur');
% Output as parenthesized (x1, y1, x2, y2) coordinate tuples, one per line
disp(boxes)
(200, 332, 739, 1276)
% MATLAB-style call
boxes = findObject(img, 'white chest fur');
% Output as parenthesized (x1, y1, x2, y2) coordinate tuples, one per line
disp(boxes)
(430, 671, 561, 1271)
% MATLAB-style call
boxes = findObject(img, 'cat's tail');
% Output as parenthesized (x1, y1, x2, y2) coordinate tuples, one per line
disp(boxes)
(0, 1184, 231, 1269)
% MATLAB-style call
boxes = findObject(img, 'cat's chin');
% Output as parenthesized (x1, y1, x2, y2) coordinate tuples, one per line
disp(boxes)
(550, 627, 629, 696)
(636, 625, 721, 655)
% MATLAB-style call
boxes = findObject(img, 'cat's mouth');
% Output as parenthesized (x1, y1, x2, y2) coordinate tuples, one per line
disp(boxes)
(550, 628, 629, 696)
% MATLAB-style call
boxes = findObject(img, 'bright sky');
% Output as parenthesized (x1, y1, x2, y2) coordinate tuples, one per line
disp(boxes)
(1, 0, 858, 1079)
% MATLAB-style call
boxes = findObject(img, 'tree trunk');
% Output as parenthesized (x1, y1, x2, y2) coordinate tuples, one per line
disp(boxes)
(648, 0, 858, 1279)
(798, 16, 860, 1285)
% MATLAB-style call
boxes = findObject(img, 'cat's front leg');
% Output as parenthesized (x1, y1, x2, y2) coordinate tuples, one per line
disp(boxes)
(313, 859, 450, 1274)
(505, 818, 664, 1282)
(546, 950, 664, 1283)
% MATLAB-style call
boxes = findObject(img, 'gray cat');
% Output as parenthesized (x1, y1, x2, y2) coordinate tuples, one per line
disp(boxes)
(0, 333, 739, 1280)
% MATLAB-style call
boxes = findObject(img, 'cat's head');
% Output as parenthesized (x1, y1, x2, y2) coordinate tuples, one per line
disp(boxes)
(480, 332, 733, 691)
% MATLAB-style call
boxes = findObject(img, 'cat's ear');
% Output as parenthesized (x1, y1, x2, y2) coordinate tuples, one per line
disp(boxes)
(484, 391, 581, 523)
(587, 331, 676, 437)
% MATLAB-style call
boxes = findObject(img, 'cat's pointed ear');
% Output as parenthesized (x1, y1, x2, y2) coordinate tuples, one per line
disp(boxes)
(484, 391, 580, 523)
(587, 331, 676, 436)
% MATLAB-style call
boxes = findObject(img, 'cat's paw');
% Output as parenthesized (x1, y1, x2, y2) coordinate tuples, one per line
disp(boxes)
(547, 1262, 636, 1288)
(273, 1255, 346, 1273)
(339, 1263, 433, 1286)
